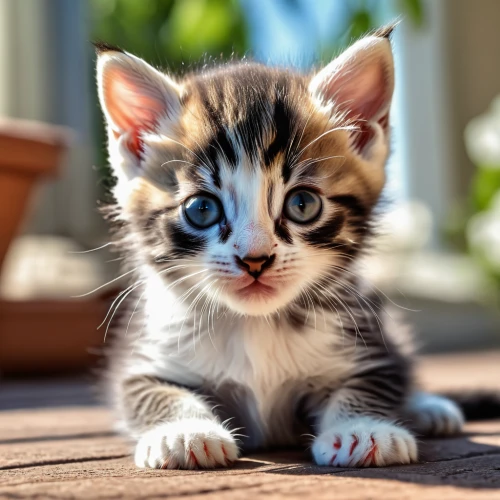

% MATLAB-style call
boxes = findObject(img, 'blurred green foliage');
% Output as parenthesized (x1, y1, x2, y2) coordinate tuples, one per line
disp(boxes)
(91, 0, 248, 70)
(471, 167, 500, 212)
(469, 166, 500, 288)
(399, 0, 424, 26)
(335, 0, 424, 52)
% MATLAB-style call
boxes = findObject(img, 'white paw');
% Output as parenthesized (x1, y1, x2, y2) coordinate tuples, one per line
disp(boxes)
(312, 416, 418, 467)
(134, 418, 239, 469)
(406, 392, 464, 436)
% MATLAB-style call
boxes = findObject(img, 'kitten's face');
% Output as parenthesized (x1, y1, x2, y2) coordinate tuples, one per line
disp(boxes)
(97, 31, 394, 316)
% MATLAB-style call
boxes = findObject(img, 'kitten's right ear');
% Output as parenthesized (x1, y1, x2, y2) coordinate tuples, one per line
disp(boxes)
(96, 45, 182, 169)
(309, 28, 395, 159)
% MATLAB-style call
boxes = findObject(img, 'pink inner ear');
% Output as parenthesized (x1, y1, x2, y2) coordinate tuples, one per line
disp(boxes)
(324, 60, 390, 124)
(105, 67, 166, 157)
(317, 56, 392, 155)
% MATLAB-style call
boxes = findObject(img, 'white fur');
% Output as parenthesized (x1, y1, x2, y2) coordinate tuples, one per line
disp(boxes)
(134, 418, 239, 469)
(312, 416, 417, 467)
(98, 34, 422, 470)
(121, 144, 389, 449)
(128, 277, 355, 445)
(406, 392, 464, 436)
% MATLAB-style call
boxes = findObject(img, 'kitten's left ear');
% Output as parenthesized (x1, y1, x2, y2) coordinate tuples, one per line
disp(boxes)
(96, 44, 182, 163)
(309, 26, 395, 156)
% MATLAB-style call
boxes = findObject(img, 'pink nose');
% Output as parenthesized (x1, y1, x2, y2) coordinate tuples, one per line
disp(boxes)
(235, 254, 276, 279)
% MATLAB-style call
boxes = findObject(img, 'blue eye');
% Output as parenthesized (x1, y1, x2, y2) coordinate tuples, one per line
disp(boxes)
(184, 195, 222, 229)
(284, 189, 322, 224)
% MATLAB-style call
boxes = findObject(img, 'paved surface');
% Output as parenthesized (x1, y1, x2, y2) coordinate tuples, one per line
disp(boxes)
(1, 351, 500, 499)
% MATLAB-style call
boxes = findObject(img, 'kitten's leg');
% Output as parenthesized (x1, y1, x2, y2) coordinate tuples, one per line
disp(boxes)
(312, 361, 417, 468)
(404, 391, 464, 436)
(120, 376, 239, 469)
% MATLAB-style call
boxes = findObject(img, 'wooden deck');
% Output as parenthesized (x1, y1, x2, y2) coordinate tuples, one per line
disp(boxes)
(1, 351, 500, 499)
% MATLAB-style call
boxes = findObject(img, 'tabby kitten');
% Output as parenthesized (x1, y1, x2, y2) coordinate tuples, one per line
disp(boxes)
(96, 26, 465, 469)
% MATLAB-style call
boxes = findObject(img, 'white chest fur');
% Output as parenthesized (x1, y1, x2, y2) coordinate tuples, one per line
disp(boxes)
(128, 278, 355, 446)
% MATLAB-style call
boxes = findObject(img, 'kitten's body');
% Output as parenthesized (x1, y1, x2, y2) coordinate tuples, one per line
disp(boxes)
(111, 274, 405, 451)
(96, 28, 476, 469)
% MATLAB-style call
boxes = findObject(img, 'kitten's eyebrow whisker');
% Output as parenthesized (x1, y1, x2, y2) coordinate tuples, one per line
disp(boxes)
(293, 125, 356, 161)
(161, 136, 212, 172)
(160, 158, 199, 169)
(193, 135, 228, 184)
(290, 103, 316, 159)
(293, 154, 344, 171)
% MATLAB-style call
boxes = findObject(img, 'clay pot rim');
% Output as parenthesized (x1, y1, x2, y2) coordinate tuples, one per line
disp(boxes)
(0, 118, 73, 176)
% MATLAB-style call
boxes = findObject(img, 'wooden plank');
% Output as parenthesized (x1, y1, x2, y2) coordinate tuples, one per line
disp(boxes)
(0, 452, 499, 499)
(0, 352, 499, 498)
(0, 407, 113, 441)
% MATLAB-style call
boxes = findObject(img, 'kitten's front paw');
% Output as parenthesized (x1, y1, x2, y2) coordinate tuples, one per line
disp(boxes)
(134, 418, 239, 469)
(312, 417, 417, 467)
(406, 392, 464, 437)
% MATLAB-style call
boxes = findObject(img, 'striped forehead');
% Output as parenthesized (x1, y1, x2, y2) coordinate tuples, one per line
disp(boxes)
(179, 66, 309, 222)
(183, 66, 304, 169)
(217, 150, 273, 223)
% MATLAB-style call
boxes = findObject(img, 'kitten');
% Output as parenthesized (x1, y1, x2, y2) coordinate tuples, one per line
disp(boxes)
(96, 26, 470, 469)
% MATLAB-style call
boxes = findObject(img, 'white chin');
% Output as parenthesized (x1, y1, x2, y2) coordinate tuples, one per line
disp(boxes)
(222, 294, 282, 316)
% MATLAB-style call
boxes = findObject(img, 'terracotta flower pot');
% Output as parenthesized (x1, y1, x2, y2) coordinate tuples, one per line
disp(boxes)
(0, 118, 71, 272)
(0, 119, 120, 376)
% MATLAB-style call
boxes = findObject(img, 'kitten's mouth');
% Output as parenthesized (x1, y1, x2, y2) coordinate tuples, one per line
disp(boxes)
(236, 280, 275, 298)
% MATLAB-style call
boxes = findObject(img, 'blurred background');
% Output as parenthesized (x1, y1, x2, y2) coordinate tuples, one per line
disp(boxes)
(1, 0, 500, 381)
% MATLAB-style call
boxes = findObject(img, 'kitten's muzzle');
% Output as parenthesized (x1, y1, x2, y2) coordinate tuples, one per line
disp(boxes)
(235, 254, 276, 279)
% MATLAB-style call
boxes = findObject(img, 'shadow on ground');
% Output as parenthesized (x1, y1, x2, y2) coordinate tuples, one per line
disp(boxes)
(249, 431, 500, 489)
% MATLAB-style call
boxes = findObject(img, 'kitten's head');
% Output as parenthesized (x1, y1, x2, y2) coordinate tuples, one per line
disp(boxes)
(96, 27, 395, 317)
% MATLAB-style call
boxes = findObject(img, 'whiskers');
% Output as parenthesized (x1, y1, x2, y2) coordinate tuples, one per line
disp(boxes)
(286, 252, 397, 352)
(69, 242, 115, 254)
(92, 259, 215, 343)
(72, 267, 138, 299)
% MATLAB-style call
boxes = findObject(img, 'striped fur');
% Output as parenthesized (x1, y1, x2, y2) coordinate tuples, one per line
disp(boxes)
(97, 28, 467, 469)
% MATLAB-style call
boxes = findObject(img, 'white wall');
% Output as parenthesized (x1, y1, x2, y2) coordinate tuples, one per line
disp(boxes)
(398, 0, 500, 248)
